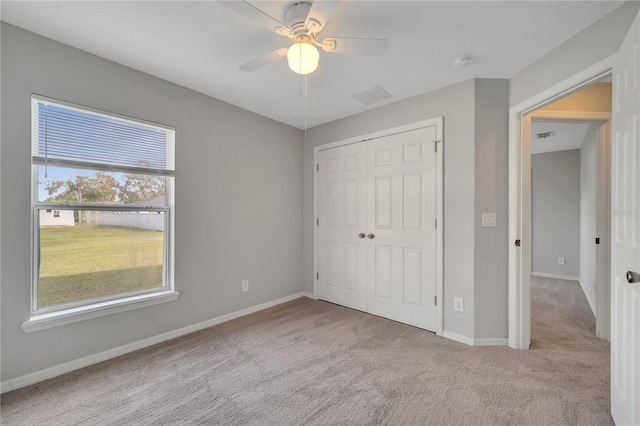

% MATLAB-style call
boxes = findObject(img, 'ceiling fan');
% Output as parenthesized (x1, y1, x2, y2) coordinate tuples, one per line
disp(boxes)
(220, 1, 388, 75)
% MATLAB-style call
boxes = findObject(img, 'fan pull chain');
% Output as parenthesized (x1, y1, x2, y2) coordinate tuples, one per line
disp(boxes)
(297, 57, 308, 137)
(299, 43, 303, 97)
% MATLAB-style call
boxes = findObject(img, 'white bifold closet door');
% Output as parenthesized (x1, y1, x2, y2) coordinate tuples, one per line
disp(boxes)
(317, 142, 368, 312)
(318, 125, 439, 331)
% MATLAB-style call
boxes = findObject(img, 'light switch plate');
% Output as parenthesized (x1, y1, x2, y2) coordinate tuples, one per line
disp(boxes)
(453, 297, 464, 312)
(482, 213, 496, 227)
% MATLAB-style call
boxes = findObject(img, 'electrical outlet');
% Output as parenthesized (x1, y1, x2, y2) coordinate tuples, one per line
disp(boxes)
(453, 297, 464, 312)
(558, 257, 565, 265)
(242, 280, 249, 292)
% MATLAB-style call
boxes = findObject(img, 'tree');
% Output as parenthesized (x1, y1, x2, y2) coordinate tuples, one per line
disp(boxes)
(43, 170, 164, 206)
(45, 173, 119, 204)
(118, 174, 165, 204)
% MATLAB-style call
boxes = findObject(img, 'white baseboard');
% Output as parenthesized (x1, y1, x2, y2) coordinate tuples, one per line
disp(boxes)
(1, 292, 310, 394)
(578, 280, 597, 316)
(443, 331, 508, 347)
(443, 331, 474, 346)
(301, 291, 316, 299)
(531, 272, 579, 281)
(473, 338, 508, 347)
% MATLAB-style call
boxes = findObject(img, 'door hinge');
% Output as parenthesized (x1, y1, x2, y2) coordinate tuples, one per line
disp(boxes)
(316, 272, 319, 280)
(435, 219, 437, 228)
(515, 239, 521, 247)
(435, 295, 437, 306)
(316, 163, 319, 172)
(434, 140, 441, 153)
(595, 237, 600, 245)
(316, 218, 319, 226)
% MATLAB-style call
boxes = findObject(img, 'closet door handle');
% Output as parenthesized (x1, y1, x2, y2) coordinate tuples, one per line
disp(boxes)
(367, 233, 376, 239)
(358, 233, 366, 239)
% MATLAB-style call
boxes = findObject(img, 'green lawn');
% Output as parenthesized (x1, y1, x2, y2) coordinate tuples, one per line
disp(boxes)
(39, 224, 164, 308)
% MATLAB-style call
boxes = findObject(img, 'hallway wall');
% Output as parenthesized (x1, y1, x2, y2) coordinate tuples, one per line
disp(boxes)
(531, 150, 581, 278)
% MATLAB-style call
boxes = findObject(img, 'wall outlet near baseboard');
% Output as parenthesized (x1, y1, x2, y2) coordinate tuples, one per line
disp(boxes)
(242, 280, 249, 292)
(453, 297, 464, 312)
(558, 257, 565, 265)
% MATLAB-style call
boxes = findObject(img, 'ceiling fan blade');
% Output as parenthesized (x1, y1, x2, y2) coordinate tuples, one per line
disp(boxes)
(304, 1, 340, 33)
(219, 1, 291, 37)
(321, 37, 388, 56)
(239, 48, 288, 72)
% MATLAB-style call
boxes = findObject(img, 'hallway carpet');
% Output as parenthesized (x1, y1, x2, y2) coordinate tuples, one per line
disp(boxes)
(1, 277, 610, 425)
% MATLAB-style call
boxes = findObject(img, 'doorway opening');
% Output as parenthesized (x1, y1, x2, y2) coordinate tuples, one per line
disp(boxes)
(528, 82, 612, 346)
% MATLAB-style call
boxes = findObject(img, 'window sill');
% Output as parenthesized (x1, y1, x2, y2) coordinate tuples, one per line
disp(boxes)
(21, 290, 180, 333)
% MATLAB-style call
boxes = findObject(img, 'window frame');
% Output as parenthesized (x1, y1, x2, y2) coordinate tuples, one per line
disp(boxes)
(27, 95, 177, 328)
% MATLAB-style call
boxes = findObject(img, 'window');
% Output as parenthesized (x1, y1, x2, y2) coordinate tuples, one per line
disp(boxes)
(29, 95, 176, 323)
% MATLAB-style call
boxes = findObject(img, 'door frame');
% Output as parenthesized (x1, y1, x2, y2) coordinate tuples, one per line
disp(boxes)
(508, 56, 614, 349)
(313, 117, 444, 336)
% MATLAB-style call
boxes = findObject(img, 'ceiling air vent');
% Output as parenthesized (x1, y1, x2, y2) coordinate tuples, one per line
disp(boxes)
(353, 85, 392, 105)
(536, 131, 556, 139)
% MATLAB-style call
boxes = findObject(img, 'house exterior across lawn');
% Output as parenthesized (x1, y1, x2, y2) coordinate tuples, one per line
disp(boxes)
(39, 209, 74, 227)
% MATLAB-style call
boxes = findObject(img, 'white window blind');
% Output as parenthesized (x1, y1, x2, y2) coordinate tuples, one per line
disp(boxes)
(31, 96, 175, 176)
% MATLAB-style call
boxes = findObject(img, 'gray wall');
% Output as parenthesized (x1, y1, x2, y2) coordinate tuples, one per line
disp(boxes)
(509, 1, 639, 107)
(473, 80, 509, 339)
(580, 125, 600, 312)
(1, 23, 303, 382)
(303, 79, 509, 341)
(531, 150, 581, 278)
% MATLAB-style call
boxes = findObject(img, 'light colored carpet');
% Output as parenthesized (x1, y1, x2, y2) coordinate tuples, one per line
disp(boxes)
(1, 277, 611, 425)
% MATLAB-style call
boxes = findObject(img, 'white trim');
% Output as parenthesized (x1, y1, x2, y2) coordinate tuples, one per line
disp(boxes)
(314, 119, 440, 153)
(442, 331, 474, 346)
(313, 148, 318, 299)
(443, 331, 508, 347)
(530, 110, 612, 122)
(21, 291, 181, 333)
(4, 292, 309, 393)
(473, 338, 509, 347)
(595, 120, 612, 340)
(434, 120, 444, 337)
(509, 57, 613, 115)
(312, 118, 444, 336)
(531, 272, 579, 281)
(579, 279, 597, 316)
(508, 55, 614, 350)
(301, 291, 316, 299)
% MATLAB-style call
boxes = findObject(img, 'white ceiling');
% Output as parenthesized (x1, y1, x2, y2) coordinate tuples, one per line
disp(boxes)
(531, 121, 593, 154)
(0, 1, 624, 129)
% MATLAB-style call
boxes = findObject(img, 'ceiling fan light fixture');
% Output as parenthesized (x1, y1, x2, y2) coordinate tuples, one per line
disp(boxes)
(287, 40, 320, 75)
